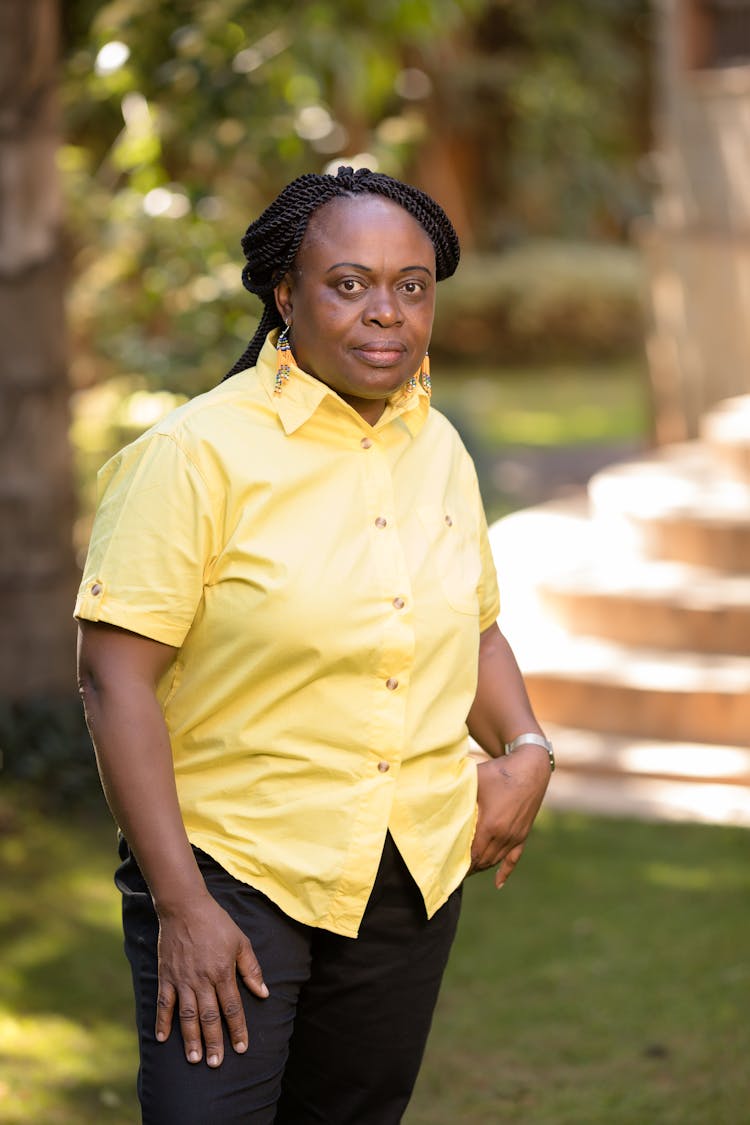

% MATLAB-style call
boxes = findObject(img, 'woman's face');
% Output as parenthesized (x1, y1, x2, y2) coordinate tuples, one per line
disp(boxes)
(274, 194, 436, 425)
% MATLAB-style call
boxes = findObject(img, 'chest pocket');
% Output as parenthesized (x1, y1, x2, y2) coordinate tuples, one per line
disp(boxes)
(417, 504, 480, 616)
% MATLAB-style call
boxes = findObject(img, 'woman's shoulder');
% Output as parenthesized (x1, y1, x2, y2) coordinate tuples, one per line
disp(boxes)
(421, 403, 474, 459)
(99, 369, 271, 485)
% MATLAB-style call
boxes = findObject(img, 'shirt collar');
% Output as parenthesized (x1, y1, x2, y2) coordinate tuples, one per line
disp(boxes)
(255, 330, 429, 437)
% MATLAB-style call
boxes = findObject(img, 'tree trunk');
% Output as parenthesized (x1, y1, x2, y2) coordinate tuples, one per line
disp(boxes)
(0, 0, 78, 699)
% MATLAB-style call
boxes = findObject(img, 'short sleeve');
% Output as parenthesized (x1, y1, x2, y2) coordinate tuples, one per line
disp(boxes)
(74, 432, 218, 646)
(477, 504, 500, 631)
(456, 443, 500, 631)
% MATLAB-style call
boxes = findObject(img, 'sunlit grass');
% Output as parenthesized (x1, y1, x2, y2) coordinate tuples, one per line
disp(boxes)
(2, 787, 747, 1124)
(0, 793, 137, 1124)
(432, 358, 650, 448)
(408, 812, 749, 1125)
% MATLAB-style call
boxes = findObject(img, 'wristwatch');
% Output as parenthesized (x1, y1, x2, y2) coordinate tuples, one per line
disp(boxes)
(504, 732, 555, 772)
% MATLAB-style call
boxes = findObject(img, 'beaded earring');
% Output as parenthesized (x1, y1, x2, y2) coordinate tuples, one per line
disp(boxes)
(275, 323, 292, 395)
(420, 352, 431, 397)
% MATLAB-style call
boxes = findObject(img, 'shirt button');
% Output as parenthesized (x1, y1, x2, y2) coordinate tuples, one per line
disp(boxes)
(377, 761, 390, 773)
(444, 514, 453, 527)
(375, 516, 387, 528)
(392, 596, 405, 610)
(91, 583, 102, 596)
(360, 437, 373, 449)
(386, 678, 399, 691)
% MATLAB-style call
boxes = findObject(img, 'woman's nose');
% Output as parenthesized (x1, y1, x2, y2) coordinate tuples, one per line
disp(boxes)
(364, 288, 403, 326)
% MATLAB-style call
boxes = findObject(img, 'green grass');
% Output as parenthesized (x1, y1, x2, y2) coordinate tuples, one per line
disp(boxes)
(1, 788, 747, 1124)
(408, 814, 750, 1125)
(432, 358, 650, 449)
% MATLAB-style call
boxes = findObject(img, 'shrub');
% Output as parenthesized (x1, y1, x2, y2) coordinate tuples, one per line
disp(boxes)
(0, 696, 102, 810)
(431, 240, 643, 364)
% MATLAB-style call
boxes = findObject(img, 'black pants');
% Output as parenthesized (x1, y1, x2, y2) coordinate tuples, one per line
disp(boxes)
(116, 833, 462, 1124)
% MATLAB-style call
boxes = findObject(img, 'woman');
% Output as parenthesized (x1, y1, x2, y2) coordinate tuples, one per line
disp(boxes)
(76, 165, 553, 1124)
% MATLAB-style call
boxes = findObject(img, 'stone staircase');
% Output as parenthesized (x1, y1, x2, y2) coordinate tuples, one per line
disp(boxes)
(488, 395, 750, 827)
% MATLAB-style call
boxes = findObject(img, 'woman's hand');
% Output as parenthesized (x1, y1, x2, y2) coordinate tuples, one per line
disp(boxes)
(77, 620, 269, 1066)
(155, 892, 269, 1067)
(469, 745, 551, 889)
(466, 622, 553, 887)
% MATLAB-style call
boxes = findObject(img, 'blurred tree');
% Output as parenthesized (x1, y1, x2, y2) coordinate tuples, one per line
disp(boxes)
(61, 0, 487, 396)
(60, 0, 650, 399)
(416, 0, 651, 249)
(0, 0, 78, 700)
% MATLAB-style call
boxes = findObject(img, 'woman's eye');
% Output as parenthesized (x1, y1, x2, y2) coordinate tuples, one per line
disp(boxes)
(400, 281, 423, 295)
(338, 278, 364, 293)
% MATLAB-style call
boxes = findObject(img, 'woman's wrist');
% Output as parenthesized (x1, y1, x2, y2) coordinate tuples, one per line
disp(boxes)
(504, 732, 555, 772)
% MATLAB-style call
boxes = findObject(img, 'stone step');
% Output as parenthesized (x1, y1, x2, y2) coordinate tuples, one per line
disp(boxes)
(546, 724, 750, 785)
(469, 727, 750, 826)
(521, 637, 750, 746)
(588, 444, 750, 571)
(544, 725, 750, 827)
(539, 560, 750, 655)
(701, 395, 750, 482)
(546, 770, 750, 827)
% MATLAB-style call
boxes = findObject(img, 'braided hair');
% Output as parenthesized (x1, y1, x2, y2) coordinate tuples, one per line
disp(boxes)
(223, 165, 460, 379)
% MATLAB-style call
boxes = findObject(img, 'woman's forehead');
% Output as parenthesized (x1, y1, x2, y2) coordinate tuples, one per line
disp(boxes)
(299, 194, 434, 261)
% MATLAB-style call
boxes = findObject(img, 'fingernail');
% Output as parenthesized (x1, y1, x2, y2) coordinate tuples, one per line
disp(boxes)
(235, 1040, 247, 1053)
(207, 1054, 220, 1068)
(156, 1031, 166, 1042)
(260, 983, 269, 998)
(188, 1050, 200, 1063)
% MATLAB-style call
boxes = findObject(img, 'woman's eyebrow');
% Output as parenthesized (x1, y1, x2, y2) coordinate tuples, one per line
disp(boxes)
(325, 261, 434, 276)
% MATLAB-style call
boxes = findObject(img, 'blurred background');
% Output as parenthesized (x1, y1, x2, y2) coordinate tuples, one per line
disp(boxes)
(1, 2, 749, 1122)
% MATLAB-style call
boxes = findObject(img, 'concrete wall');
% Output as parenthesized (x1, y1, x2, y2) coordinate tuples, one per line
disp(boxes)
(644, 0, 750, 441)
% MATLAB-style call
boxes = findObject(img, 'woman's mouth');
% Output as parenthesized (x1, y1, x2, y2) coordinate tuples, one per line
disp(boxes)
(352, 342, 407, 367)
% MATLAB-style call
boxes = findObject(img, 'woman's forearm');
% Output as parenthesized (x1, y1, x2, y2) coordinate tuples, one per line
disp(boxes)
(467, 622, 545, 759)
(77, 625, 207, 913)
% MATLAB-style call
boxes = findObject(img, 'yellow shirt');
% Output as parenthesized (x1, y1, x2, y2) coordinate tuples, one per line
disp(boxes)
(75, 332, 500, 937)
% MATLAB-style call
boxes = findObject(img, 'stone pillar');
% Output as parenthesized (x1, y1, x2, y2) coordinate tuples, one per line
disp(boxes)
(642, 0, 750, 443)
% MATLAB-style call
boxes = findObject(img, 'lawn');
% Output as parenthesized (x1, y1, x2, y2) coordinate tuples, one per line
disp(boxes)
(1, 787, 747, 1124)
(432, 358, 651, 522)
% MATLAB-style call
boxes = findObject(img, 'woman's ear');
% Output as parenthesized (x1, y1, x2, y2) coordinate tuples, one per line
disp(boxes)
(274, 275, 293, 324)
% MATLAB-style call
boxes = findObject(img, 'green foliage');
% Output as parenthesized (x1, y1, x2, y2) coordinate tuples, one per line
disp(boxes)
(0, 698, 100, 809)
(62, 0, 484, 394)
(432, 240, 644, 362)
(465, 0, 652, 242)
(60, 1, 650, 397)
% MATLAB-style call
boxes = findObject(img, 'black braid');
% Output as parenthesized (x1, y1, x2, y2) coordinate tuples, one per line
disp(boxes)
(223, 166, 460, 379)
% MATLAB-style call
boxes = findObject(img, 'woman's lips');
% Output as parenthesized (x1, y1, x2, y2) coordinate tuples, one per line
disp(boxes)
(352, 343, 407, 367)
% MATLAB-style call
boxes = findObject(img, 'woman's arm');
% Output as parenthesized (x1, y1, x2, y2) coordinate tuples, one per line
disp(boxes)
(466, 622, 552, 889)
(77, 620, 268, 1067)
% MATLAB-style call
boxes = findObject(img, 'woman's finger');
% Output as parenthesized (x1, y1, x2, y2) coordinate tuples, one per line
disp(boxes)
(176, 987, 203, 1064)
(216, 976, 249, 1057)
(196, 988, 225, 1068)
(495, 842, 524, 889)
(154, 977, 176, 1045)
